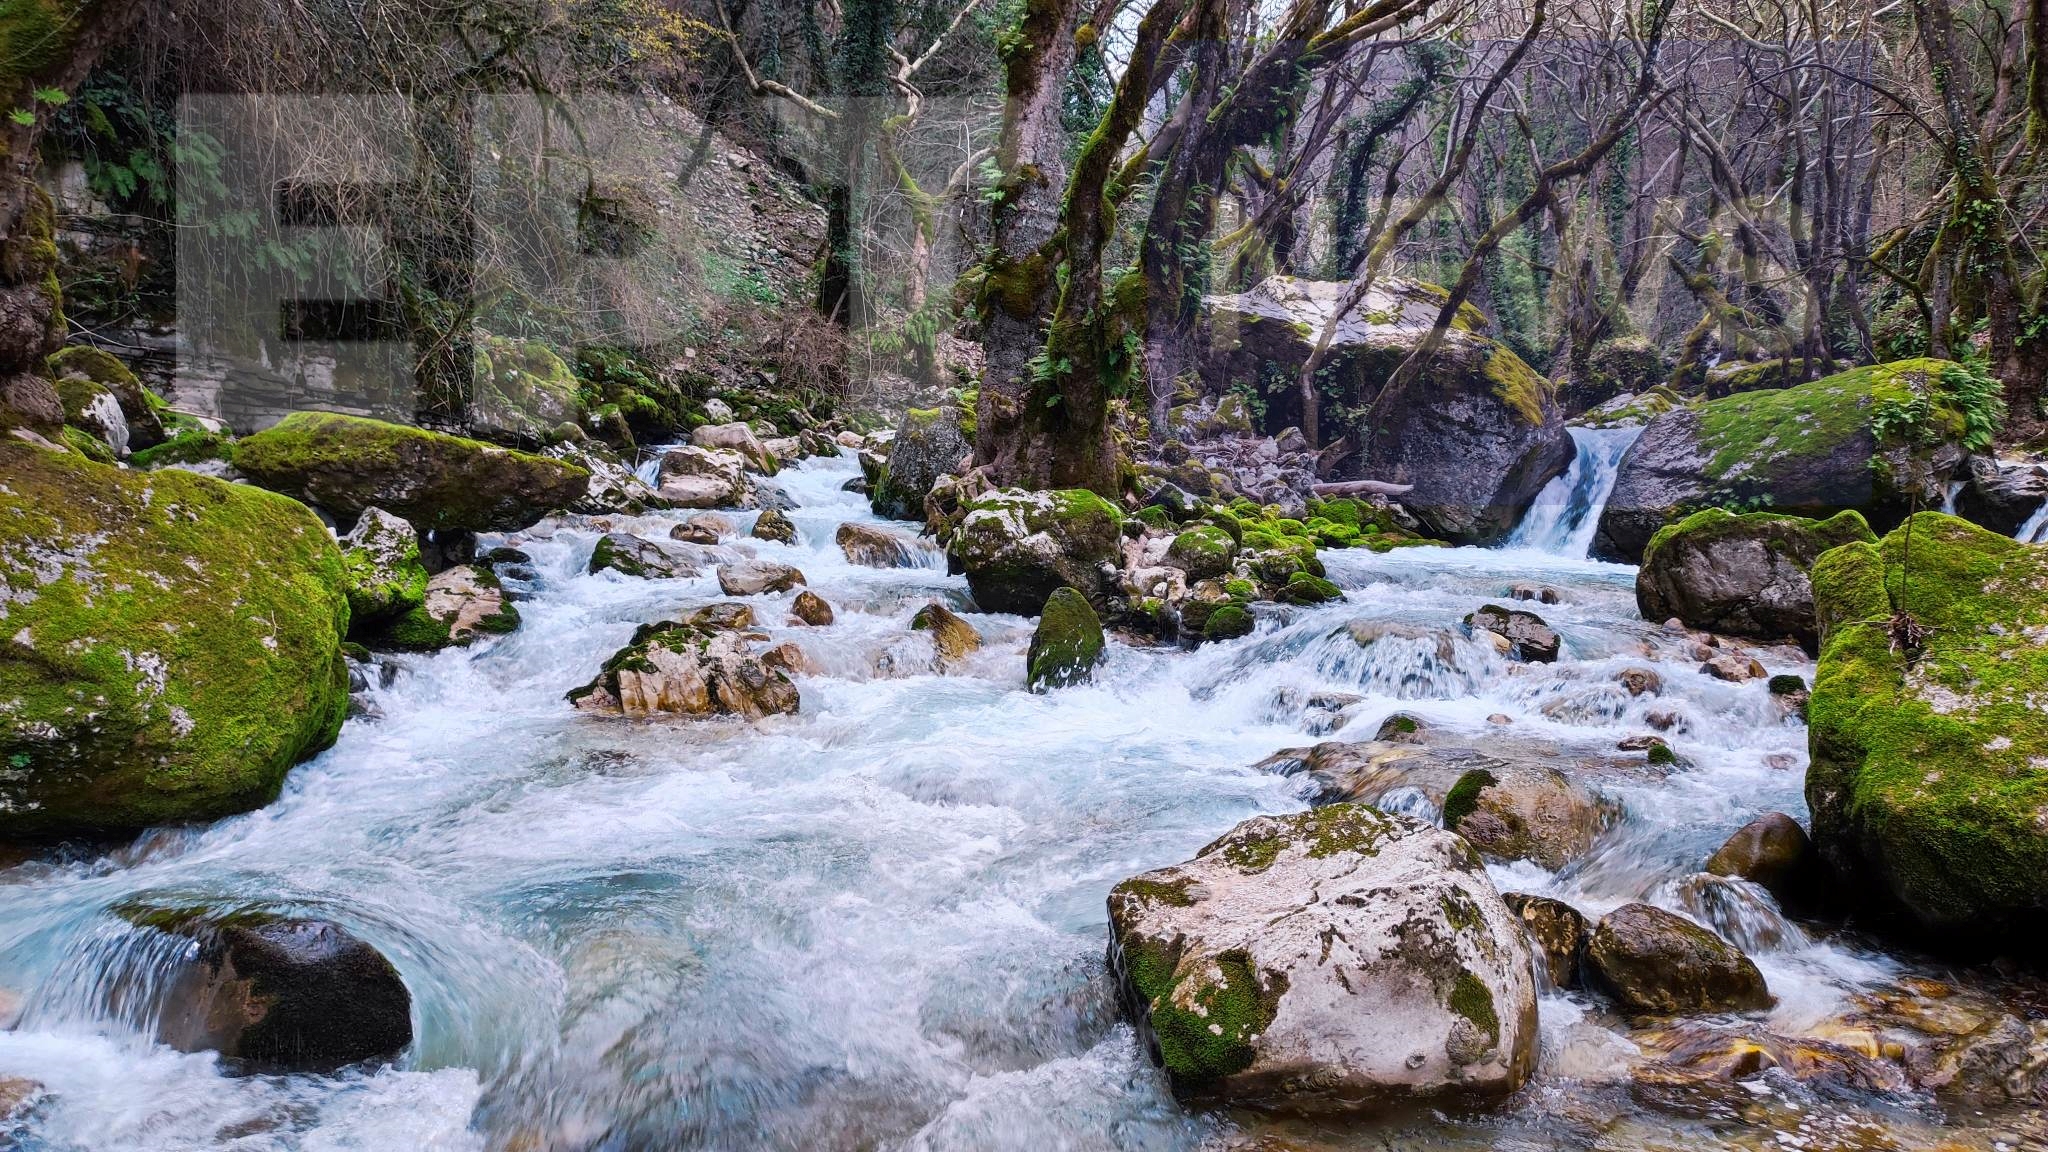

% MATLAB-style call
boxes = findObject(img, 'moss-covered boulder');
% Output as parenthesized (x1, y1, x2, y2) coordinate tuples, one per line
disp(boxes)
(338, 508, 428, 627)
(1202, 276, 1572, 544)
(232, 411, 588, 533)
(469, 334, 582, 445)
(48, 344, 164, 449)
(1165, 524, 1235, 581)
(53, 373, 129, 456)
(1107, 805, 1538, 1113)
(0, 442, 351, 836)
(1637, 508, 1877, 651)
(1595, 359, 1978, 562)
(1805, 514, 2048, 953)
(1026, 587, 1104, 691)
(383, 564, 518, 651)
(945, 487, 1124, 614)
(871, 405, 972, 521)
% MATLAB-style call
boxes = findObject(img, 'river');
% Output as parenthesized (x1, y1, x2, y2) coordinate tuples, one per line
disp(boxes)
(0, 444, 2036, 1151)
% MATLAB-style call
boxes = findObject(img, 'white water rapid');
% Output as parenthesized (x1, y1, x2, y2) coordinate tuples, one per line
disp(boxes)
(1503, 425, 1642, 558)
(0, 450, 2026, 1151)
(2017, 497, 2048, 544)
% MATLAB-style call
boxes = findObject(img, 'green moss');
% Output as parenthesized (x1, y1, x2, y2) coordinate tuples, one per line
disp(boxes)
(1645, 506, 1876, 562)
(1806, 513, 2048, 945)
(1114, 876, 1196, 907)
(377, 604, 451, 652)
(1693, 358, 1956, 484)
(1026, 586, 1105, 691)
(1482, 345, 1550, 426)
(1278, 572, 1342, 605)
(1442, 768, 1498, 829)
(60, 423, 114, 462)
(1202, 603, 1254, 641)
(1646, 743, 1678, 766)
(130, 427, 231, 469)
(0, 442, 351, 835)
(1448, 968, 1501, 1045)
(1145, 950, 1286, 1081)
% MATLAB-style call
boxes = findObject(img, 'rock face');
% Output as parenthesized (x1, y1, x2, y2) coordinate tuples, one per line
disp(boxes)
(1202, 276, 1572, 544)
(338, 508, 429, 626)
(1806, 514, 2048, 952)
(944, 488, 1124, 614)
(870, 406, 971, 521)
(1107, 805, 1538, 1113)
(836, 522, 917, 568)
(1585, 903, 1771, 1014)
(1595, 360, 1971, 562)
(0, 443, 351, 836)
(1636, 508, 1876, 651)
(569, 618, 800, 719)
(134, 907, 412, 1072)
(233, 412, 589, 533)
(1026, 587, 1105, 691)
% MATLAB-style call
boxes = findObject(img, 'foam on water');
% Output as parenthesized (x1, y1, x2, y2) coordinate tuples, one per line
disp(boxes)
(0, 449, 1967, 1149)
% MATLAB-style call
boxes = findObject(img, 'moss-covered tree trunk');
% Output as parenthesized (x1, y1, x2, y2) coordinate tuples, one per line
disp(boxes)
(0, 0, 143, 433)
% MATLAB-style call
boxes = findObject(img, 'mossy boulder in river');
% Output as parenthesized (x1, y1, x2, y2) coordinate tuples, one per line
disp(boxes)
(232, 411, 588, 533)
(1805, 513, 2048, 953)
(1026, 587, 1104, 691)
(0, 442, 351, 836)
(1107, 804, 1538, 1113)
(1595, 359, 1976, 562)
(1637, 508, 1877, 651)
(338, 508, 429, 627)
(944, 487, 1123, 614)
(870, 405, 971, 522)
(1202, 276, 1572, 545)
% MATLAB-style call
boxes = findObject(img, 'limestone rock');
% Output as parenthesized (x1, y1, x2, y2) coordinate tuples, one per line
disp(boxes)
(568, 620, 799, 718)
(1107, 805, 1538, 1113)
(657, 446, 751, 509)
(1636, 508, 1875, 650)
(944, 488, 1124, 614)
(1585, 903, 1771, 1015)
(716, 560, 806, 596)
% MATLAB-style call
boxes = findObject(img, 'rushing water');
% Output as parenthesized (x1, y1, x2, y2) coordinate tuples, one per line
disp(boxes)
(0, 450, 2036, 1150)
(1503, 426, 1643, 558)
(2018, 498, 2048, 544)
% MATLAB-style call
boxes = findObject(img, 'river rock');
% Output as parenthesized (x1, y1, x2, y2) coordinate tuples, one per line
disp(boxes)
(691, 421, 779, 474)
(1958, 454, 2048, 536)
(1201, 276, 1572, 544)
(132, 907, 412, 1072)
(746, 506, 796, 544)
(1636, 508, 1875, 651)
(1594, 359, 1969, 562)
(1165, 525, 1236, 581)
(870, 405, 971, 521)
(791, 590, 835, 626)
(1026, 587, 1105, 691)
(1502, 893, 1588, 988)
(1107, 804, 1537, 1112)
(385, 564, 520, 650)
(1463, 604, 1560, 663)
(1585, 903, 1771, 1015)
(716, 560, 805, 596)
(944, 487, 1124, 614)
(1616, 667, 1662, 696)
(568, 620, 799, 718)
(1704, 813, 1820, 907)
(911, 601, 982, 667)
(47, 345, 165, 449)
(837, 522, 916, 568)
(657, 446, 751, 508)
(547, 440, 669, 516)
(589, 532, 699, 579)
(0, 442, 351, 836)
(1441, 763, 1607, 870)
(338, 507, 428, 627)
(1700, 653, 1765, 682)
(0, 1075, 36, 1120)
(1806, 514, 2048, 953)
(232, 412, 588, 533)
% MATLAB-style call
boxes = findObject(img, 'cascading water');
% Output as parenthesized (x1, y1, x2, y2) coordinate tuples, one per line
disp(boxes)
(1503, 424, 1643, 558)
(2018, 497, 2048, 544)
(0, 449, 2024, 1151)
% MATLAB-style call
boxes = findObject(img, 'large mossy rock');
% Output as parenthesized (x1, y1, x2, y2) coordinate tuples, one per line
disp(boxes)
(0, 442, 351, 836)
(1806, 513, 2048, 953)
(338, 508, 429, 628)
(944, 487, 1124, 614)
(1595, 359, 1970, 562)
(870, 405, 971, 521)
(1026, 586, 1105, 691)
(469, 334, 582, 444)
(127, 906, 413, 1071)
(48, 345, 165, 449)
(1108, 804, 1537, 1113)
(1202, 276, 1572, 544)
(1637, 508, 1876, 651)
(232, 411, 588, 533)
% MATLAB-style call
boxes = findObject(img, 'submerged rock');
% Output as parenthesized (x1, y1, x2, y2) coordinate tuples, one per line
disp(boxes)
(837, 521, 917, 568)
(791, 590, 835, 626)
(232, 411, 588, 533)
(717, 560, 806, 596)
(129, 906, 412, 1072)
(911, 601, 982, 667)
(569, 619, 799, 719)
(1027, 587, 1105, 691)
(0, 443, 351, 836)
(1636, 508, 1875, 650)
(870, 405, 971, 521)
(1107, 805, 1537, 1113)
(944, 488, 1123, 614)
(1595, 359, 1970, 562)
(1585, 903, 1771, 1015)
(1463, 604, 1560, 663)
(1806, 513, 2048, 954)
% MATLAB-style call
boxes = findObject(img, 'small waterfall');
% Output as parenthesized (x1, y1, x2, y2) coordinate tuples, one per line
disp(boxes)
(2018, 498, 2048, 544)
(632, 449, 667, 488)
(1940, 479, 1965, 516)
(1504, 425, 1644, 558)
